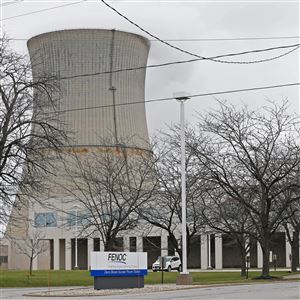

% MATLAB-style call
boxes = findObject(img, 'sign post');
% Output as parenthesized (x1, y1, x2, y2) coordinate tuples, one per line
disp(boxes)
(90, 252, 147, 290)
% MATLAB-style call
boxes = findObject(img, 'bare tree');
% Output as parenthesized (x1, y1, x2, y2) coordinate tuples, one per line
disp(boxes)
(281, 187, 300, 272)
(200, 186, 253, 276)
(60, 146, 157, 251)
(12, 231, 48, 275)
(193, 101, 300, 278)
(0, 35, 66, 232)
(139, 128, 205, 261)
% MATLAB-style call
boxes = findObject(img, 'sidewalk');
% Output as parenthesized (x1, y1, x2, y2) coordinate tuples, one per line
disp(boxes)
(23, 278, 300, 298)
(23, 284, 198, 298)
(186, 268, 295, 272)
(283, 273, 300, 279)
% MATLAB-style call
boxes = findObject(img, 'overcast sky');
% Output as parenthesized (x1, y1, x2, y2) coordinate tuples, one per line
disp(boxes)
(1, 0, 299, 135)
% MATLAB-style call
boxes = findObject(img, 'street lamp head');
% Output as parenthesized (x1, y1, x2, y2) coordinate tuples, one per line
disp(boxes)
(173, 91, 190, 102)
(72, 204, 81, 210)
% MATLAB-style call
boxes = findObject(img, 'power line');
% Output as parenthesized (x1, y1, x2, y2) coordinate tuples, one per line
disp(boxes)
(58, 44, 300, 80)
(150, 36, 300, 42)
(2, 0, 298, 65)
(98, 0, 300, 65)
(6, 40, 299, 78)
(8, 36, 300, 42)
(0, 0, 85, 21)
(0, 1, 22, 7)
(6, 40, 298, 80)
(48, 82, 300, 115)
(2, 0, 298, 68)
(10, 0, 299, 3)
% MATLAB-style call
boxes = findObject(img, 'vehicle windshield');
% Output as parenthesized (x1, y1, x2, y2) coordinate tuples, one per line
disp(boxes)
(154, 257, 176, 263)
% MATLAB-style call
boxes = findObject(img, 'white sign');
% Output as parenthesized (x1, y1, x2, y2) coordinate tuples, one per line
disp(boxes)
(90, 252, 147, 277)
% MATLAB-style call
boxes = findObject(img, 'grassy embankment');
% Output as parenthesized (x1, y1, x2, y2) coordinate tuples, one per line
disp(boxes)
(0, 270, 299, 288)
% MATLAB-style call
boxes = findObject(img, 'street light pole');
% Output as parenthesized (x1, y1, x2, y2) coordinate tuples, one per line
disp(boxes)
(179, 99, 188, 274)
(174, 92, 192, 285)
(74, 208, 78, 269)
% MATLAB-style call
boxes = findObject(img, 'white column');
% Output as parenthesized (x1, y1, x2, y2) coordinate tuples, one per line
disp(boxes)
(286, 237, 291, 268)
(123, 236, 130, 252)
(137, 236, 143, 252)
(161, 235, 168, 257)
(246, 238, 250, 268)
(200, 235, 208, 270)
(65, 238, 72, 270)
(7, 242, 12, 269)
(174, 236, 180, 257)
(87, 238, 94, 270)
(215, 234, 223, 269)
(100, 239, 105, 252)
(53, 239, 60, 270)
(257, 242, 263, 268)
(207, 234, 212, 269)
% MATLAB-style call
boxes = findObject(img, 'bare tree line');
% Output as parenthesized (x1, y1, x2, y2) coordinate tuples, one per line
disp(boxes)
(56, 101, 300, 279)
(193, 101, 300, 277)
(57, 146, 157, 251)
(0, 35, 67, 236)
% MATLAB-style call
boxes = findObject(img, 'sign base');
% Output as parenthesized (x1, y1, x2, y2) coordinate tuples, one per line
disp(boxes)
(94, 276, 145, 290)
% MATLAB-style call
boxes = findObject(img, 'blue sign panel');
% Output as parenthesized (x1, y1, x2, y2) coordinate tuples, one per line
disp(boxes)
(90, 269, 148, 277)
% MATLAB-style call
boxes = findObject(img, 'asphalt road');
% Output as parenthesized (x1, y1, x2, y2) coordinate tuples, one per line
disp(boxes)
(0, 286, 78, 300)
(1, 282, 299, 300)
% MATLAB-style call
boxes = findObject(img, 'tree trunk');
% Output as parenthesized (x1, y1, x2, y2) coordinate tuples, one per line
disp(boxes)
(236, 239, 247, 277)
(239, 248, 247, 277)
(104, 238, 114, 251)
(29, 256, 33, 276)
(186, 235, 191, 264)
(168, 233, 181, 260)
(261, 239, 270, 278)
(291, 229, 299, 272)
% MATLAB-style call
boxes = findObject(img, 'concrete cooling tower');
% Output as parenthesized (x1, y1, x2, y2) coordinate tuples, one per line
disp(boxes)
(27, 29, 150, 150)
(3, 29, 152, 270)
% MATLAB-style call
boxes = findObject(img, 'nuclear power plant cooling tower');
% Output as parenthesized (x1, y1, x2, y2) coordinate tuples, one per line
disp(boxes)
(27, 29, 150, 150)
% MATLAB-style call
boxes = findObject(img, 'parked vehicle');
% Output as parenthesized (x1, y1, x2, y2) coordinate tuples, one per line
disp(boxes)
(152, 256, 182, 272)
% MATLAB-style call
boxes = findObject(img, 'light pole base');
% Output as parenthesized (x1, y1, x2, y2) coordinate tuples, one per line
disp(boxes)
(176, 273, 193, 285)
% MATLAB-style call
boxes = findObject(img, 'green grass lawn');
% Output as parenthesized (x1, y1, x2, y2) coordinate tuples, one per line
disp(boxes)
(147, 270, 299, 285)
(0, 270, 299, 288)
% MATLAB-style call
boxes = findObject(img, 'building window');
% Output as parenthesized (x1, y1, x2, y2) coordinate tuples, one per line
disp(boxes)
(0, 256, 8, 263)
(34, 212, 57, 227)
(66, 212, 76, 227)
(66, 210, 90, 227)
